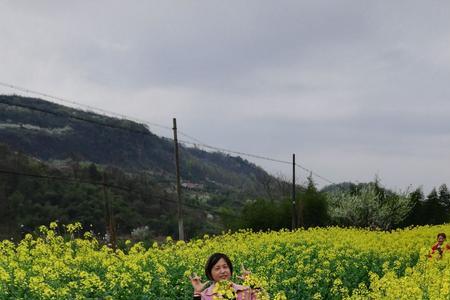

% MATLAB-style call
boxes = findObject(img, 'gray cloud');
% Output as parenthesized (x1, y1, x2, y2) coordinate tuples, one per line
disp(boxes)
(1, 0, 450, 192)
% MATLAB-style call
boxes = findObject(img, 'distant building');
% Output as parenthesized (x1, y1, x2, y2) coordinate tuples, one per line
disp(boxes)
(181, 182, 204, 190)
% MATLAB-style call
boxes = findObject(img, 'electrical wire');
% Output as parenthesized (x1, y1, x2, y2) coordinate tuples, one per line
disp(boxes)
(0, 169, 129, 191)
(294, 164, 335, 184)
(0, 168, 238, 217)
(0, 82, 336, 183)
(0, 81, 173, 132)
(0, 100, 151, 135)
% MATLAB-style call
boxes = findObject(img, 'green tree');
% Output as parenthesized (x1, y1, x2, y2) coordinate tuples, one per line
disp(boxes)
(401, 187, 425, 226)
(239, 198, 291, 231)
(423, 188, 445, 225)
(300, 176, 329, 228)
(439, 184, 450, 220)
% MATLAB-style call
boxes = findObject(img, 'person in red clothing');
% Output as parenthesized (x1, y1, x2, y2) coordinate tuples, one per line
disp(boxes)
(430, 233, 450, 258)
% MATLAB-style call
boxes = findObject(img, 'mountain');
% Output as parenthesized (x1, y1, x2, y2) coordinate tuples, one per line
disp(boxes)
(0, 95, 286, 239)
(0, 95, 273, 193)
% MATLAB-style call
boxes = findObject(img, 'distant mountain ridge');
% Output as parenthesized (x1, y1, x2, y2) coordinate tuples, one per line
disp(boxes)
(0, 95, 273, 197)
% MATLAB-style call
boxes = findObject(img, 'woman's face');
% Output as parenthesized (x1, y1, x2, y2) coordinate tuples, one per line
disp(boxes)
(438, 235, 446, 245)
(211, 258, 231, 281)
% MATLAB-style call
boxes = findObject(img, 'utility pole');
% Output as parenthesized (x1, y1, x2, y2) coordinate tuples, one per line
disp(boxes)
(292, 153, 296, 230)
(173, 118, 185, 241)
(103, 171, 116, 250)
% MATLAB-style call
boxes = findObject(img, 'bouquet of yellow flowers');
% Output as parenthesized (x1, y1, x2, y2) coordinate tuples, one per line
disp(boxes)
(212, 280, 237, 300)
(242, 273, 270, 300)
(242, 273, 268, 290)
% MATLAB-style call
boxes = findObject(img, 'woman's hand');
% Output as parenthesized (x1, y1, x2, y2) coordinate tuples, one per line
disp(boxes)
(189, 273, 208, 294)
(237, 263, 251, 280)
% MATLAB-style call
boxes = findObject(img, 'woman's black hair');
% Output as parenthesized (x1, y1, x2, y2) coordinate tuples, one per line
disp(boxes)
(204, 253, 233, 281)
(438, 233, 447, 239)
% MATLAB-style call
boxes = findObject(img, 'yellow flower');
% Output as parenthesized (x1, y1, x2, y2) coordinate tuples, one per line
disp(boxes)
(212, 280, 237, 300)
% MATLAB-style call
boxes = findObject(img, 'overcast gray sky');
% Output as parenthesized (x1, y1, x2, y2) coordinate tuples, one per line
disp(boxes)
(1, 1, 449, 193)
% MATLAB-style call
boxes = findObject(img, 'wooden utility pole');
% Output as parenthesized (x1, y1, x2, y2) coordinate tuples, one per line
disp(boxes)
(292, 153, 296, 230)
(173, 118, 185, 241)
(103, 172, 116, 250)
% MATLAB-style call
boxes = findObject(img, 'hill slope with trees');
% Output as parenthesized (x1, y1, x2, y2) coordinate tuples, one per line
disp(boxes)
(0, 95, 291, 239)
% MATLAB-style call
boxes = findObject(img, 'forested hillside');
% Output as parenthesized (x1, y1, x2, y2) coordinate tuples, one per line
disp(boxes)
(0, 95, 290, 240)
(0, 95, 270, 194)
(3, 95, 448, 242)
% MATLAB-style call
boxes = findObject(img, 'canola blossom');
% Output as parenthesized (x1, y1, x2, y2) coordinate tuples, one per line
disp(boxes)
(211, 280, 237, 299)
(1, 223, 450, 299)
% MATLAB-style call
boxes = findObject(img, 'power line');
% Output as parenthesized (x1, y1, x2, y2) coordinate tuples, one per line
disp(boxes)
(1, 97, 334, 184)
(294, 163, 334, 185)
(0, 169, 130, 191)
(0, 168, 238, 218)
(0, 81, 173, 132)
(178, 139, 292, 165)
(178, 139, 335, 184)
(0, 98, 289, 165)
(177, 130, 208, 145)
(0, 81, 123, 118)
(0, 100, 151, 135)
(175, 138, 336, 184)
(0, 82, 336, 184)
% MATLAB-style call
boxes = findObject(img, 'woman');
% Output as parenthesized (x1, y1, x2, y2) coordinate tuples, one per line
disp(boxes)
(431, 232, 450, 257)
(189, 253, 257, 300)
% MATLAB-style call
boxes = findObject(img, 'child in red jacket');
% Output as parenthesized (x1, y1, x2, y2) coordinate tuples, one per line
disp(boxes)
(430, 233, 450, 257)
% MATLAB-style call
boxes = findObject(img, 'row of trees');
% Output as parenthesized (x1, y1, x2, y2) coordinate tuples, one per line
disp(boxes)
(2, 141, 450, 240)
(239, 176, 450, 231)
(235, 176, 328, 231)
(0, 144, 220, 241)
(0, 142, 285, 241)
(403, 184, 450, 226)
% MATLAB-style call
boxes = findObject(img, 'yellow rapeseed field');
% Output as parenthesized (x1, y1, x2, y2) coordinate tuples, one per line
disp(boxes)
(1, 222, 449, 299)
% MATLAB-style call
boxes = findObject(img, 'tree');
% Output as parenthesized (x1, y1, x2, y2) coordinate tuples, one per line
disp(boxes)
(257, 172, 276, 202)
(401, 187, 425, 226)
(326, 182, 412, 230)
(423, 188, 445, 225)
(439, 184, 450, 220)
(300, 175, 329, 228)
(239, 198, 291, 231)
(88, 163, 102, 181)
